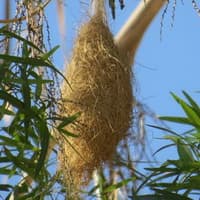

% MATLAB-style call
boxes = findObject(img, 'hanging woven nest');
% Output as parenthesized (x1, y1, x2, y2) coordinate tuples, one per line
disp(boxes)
(57, 12, 134, 187)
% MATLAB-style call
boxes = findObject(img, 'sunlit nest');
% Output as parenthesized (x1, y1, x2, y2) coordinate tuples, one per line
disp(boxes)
(56, 12, 134, 188)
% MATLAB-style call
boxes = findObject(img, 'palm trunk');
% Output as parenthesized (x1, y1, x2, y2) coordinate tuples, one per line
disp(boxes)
(115, 0, 167, 65)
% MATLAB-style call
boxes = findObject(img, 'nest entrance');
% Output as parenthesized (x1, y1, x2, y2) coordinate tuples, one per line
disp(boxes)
(57, 13, 134, 187)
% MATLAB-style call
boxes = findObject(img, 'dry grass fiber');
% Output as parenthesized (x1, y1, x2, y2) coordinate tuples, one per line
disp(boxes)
(57, 13, 134, 187)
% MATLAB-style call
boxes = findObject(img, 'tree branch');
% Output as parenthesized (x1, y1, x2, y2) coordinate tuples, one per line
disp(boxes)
(115, 0, 167, 65)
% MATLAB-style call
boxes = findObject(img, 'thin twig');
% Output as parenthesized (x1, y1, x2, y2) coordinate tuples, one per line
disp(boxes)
(0, 0, 51, 23)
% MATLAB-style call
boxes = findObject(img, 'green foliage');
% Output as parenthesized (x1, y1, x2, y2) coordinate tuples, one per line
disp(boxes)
(109, 0, 125, 19)
(85, 92, 200, 200)
(0, 26, 67, 199)
(144, 92, 200, 199)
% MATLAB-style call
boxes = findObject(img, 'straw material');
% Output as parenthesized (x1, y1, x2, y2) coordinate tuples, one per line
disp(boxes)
(58, 13, 134, 187)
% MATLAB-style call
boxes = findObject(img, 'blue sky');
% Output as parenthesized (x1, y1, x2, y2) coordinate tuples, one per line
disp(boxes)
(44, 5, 200, 199)
(1, 0, 200, 198)
(46, 0, 200, 117)
(45, 0, 200, 160)
(1, 0, 199, 123)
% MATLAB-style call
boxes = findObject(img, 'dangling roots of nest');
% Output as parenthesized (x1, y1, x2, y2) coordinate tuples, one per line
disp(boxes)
(57, 13, 134, 187)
